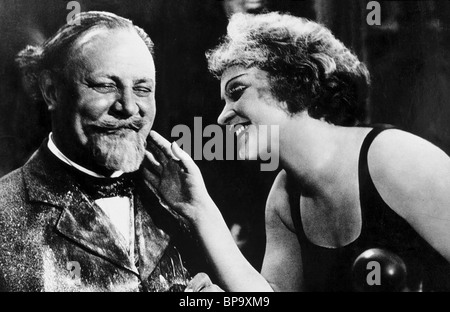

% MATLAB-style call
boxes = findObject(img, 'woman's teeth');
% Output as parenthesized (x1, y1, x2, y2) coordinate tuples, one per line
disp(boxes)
(235, 124, 250, 136)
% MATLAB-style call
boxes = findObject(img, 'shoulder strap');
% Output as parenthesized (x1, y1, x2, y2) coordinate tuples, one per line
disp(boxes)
(290, 124, 397, 245)
(359, 124, 395, 162)
(358, 124, 396, 231)
(286, 174, 306, 244)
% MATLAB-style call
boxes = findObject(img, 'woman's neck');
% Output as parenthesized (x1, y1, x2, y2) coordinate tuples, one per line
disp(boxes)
(279, 114, 364, 198)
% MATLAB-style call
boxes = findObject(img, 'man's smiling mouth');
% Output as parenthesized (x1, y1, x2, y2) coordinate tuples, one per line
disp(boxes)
(87, 117, 146, 134)
(91, 125, 137, 134)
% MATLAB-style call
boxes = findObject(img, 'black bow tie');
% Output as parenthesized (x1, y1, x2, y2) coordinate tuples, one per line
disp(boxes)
(68, 168, 136, 200)
(44, 144, 136, 200)
(80, 174, 136, 200)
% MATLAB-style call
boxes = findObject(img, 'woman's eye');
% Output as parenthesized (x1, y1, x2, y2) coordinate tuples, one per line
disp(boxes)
(92, 84, 117, 93)
(229, 85, 247, 101)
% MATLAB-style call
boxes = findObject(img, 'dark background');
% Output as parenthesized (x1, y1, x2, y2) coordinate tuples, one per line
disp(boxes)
(0, 0, 449, 270)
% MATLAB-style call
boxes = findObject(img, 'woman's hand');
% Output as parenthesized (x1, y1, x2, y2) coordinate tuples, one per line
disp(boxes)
(185, 273, 224, 292)
(142, 130, 214, 223)
(143, 132, 274, 292)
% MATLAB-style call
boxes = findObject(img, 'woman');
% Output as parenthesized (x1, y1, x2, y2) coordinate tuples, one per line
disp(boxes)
(143, 12, 450, 292)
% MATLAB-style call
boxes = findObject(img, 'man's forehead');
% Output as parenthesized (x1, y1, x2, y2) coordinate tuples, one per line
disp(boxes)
(73, 27, 111, 48)
(72, 27, 150, 56)
(68, 27, 155, 78)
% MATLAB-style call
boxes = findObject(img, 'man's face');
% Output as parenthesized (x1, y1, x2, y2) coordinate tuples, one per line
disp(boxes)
(52, 28, 156, 174)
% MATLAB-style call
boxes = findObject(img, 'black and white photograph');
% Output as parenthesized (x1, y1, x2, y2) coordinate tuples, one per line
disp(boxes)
(0, 0, 449, 298)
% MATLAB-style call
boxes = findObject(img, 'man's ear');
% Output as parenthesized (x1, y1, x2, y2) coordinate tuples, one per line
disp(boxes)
(38, 70, 61, 112)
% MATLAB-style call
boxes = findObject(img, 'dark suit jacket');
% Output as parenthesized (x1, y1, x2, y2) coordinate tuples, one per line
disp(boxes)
(0, 141, 203, 291)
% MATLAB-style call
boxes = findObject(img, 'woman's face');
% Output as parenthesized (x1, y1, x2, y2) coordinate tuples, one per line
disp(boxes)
(218, 66, 287, 161)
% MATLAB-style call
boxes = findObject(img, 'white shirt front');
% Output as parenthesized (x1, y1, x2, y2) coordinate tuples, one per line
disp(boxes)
(47, 134, 136, 268)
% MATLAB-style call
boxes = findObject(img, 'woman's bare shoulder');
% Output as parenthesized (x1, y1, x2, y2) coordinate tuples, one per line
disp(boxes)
(366, 128, 450, 217)
(365, 128, 450, 261)
(367, 129, 450, 179)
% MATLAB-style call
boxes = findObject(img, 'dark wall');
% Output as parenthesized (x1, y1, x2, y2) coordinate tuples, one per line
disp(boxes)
(314, 0, 450, 153)
(367, 1, 450, 152)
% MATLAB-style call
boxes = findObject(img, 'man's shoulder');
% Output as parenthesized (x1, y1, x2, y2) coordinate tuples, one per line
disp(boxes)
(0, 166, 29, 218)
(0, 146, 51, 200)
(0, 146, 43, 189)
(0, 167, 32, 246)
(0, 167, 25, 199)
(0, 156, 41, 220)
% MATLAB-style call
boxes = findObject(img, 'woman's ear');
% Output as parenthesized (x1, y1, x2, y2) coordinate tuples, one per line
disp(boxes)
(38, 70, 60, 112)
(278, 100, 290, 114)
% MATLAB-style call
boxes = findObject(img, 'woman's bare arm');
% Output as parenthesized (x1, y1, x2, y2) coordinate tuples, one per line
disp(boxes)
(368, 129, 450, 262)
(261, 170, 304, 291)
(143, 130, 273, 292)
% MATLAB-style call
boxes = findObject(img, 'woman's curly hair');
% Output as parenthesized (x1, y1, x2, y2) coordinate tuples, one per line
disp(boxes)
(207, 12, 370, 126)
(15, 11, 154, 101)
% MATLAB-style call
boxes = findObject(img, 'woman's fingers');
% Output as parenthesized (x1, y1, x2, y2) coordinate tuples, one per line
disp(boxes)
(146, 137, 168, 165)
(149, 130, 179, 161)
(145, 150, 160, 166)
(171, 141, 198, 174)
(143, 150, 162, 174)
(184, 273, 215, 292)
(200, 285, 224, 292)
(148, 130, 199, 175)
(141, 156, 161, 187)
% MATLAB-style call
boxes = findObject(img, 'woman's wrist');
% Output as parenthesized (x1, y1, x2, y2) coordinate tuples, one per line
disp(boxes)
(186, 196, 222, 229)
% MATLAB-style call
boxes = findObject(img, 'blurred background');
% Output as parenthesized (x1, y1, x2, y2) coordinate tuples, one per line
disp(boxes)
(0, 0, 449, 271)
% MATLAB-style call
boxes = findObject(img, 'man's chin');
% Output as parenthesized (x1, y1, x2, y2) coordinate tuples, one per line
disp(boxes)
(88, 130, 147, 173)
(100, 151, 144, 173)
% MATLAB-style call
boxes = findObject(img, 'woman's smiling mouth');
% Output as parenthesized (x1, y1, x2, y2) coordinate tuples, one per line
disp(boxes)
(234, 122, 252, 137)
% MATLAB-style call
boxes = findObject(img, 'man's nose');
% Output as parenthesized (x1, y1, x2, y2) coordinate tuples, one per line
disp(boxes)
(217, 104, 235, 126)
(112, 88, 139, 117)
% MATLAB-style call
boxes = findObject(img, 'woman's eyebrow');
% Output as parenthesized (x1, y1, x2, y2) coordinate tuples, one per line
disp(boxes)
(225, 73, 247, 90)
(221, 73, 248, 100)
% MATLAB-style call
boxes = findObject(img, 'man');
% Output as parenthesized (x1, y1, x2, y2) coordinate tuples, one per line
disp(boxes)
(0, 11, 203, 292)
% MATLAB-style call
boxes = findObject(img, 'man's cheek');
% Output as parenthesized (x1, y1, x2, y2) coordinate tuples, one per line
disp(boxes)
(143, 105, 156, 131)
(79, 94, 113, 118)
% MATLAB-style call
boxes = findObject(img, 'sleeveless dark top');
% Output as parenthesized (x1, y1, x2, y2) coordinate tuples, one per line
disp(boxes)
(288, 125, 450, 292)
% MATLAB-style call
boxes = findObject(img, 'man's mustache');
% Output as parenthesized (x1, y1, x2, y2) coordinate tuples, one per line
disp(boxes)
(85, 116, 146, 132)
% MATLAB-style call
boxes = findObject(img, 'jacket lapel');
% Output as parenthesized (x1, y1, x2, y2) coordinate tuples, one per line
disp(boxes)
(23, 144, 136, 274)
(55, 192, 136, 273)
(134, 189, 172, 282)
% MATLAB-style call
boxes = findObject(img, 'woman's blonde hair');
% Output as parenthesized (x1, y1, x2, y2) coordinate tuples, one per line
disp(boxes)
(207, 12, 370, 126)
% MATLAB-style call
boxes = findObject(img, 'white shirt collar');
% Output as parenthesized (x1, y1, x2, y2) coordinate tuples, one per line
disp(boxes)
(47, 133, 124, 179)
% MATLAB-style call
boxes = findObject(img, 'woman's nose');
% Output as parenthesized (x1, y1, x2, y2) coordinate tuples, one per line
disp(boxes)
(217, 104, 235, 126)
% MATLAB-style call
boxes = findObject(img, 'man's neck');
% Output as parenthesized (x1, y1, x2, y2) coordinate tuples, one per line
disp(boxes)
(47, 133, 124, 179)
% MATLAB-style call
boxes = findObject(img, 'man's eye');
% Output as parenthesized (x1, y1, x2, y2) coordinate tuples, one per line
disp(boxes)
(92, 84, 117, 93)
(228, 85, 246, 101)
(133, 87, 152, 97)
